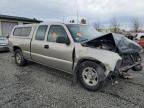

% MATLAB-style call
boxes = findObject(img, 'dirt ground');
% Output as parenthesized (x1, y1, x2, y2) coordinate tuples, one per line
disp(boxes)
(0, 52, 144, 108)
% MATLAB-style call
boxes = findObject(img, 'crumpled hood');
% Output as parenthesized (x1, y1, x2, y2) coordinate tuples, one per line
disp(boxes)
(112, 33, 142, 53)
(82, 33, 143, 53)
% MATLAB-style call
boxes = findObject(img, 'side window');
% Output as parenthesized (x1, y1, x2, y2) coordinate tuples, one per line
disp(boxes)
(13, 27, 31, 36)
(13, 28, 22, 36)
(35, 25, 48, 41)
(47, 25, 68, 42)
(21, 27, 31, 36)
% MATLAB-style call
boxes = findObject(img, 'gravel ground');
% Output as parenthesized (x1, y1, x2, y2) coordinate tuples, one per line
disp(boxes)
(0, 52, 144, 108)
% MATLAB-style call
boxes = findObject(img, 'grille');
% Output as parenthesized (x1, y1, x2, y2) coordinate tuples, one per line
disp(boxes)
(121, 53, 141, 67)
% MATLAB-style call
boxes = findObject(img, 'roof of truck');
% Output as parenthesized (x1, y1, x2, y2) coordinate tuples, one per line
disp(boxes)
(40, 22, 87, 25)
(14, 22, 88, 28)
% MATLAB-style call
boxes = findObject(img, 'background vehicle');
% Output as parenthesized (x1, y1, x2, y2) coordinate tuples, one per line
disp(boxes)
(8, 23, 142, 91)
(135, 33, 144, 40)
(0, 36, 9, 52)
(136, 35, 144, 48)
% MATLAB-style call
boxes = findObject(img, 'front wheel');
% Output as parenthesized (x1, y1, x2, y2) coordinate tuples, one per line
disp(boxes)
(14, 49, 27, 66)
(78, 61, 105, 91)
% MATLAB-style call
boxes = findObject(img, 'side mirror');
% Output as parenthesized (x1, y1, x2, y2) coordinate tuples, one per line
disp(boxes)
(56, 37, 70, 45)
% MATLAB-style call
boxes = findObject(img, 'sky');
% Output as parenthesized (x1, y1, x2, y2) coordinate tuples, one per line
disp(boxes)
(0, 0, 144, 30)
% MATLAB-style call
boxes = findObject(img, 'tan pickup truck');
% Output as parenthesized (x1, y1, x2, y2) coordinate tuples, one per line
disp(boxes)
(8, 22, 142, 91)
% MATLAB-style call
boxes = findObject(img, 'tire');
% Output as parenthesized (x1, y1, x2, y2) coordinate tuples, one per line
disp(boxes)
(78, 61, 105, 91)
(14, 49, 27, 66)
(132, 65, 143, 71)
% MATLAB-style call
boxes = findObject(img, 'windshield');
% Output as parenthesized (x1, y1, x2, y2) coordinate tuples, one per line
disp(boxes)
(66, 24, 102, 42)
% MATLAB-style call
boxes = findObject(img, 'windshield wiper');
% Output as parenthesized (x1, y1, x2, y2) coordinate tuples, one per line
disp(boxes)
(80, 39, 88, 42)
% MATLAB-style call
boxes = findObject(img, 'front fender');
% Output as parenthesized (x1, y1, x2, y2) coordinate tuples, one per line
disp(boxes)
(75, 46, 122, 73)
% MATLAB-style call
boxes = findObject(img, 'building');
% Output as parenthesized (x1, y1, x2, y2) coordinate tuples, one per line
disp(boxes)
(0, 14, 42, 37)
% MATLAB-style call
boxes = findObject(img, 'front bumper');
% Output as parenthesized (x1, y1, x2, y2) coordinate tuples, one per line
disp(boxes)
(119, 61, 141, 72)
(115, 59, 141, 72)
(110, 59, 141, 77)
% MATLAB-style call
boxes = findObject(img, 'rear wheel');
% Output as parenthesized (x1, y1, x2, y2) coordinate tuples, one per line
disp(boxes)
(78, 61, 105, 91)
(14, 49, 27, 66)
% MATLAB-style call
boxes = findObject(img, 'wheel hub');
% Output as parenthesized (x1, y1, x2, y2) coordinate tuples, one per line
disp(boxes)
(82, 67, 98, 86)
(16, 53, 21, 64)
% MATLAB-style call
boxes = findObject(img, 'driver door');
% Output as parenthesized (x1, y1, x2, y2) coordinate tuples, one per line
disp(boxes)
(43, 25, 74, 73)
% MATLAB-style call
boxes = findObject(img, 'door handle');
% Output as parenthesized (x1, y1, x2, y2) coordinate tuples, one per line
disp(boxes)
(44, 45, 49, 49)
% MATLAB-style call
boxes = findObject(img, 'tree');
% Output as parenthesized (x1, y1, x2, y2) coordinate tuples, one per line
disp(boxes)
(94, 21, 103, 31)
(110, 17, 120, 33)
(81, 18, 86, 24)
(131, 18, 141, 33)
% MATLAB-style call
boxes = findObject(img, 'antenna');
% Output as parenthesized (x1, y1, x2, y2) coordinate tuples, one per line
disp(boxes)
(62, 16, 64, 23)
(76, 0, 79, 24)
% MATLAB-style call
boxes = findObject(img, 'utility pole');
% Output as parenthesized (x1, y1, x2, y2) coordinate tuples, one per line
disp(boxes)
(76, 0, 79, 24)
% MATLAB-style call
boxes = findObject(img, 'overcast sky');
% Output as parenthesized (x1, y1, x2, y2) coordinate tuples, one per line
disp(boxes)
(0, 0, 144, 29)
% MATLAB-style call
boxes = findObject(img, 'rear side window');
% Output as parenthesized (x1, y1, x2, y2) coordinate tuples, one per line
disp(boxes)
(13, 28, 22, 36)
(13, 27, 31, 37)
(21, 27, 31, 36)
(35, 25, 48, 41)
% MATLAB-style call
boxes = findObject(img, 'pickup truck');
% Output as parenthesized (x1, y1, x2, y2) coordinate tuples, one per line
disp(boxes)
(9, 22, 143, 91)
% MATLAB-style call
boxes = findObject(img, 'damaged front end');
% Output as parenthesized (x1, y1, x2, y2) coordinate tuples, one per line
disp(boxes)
(82, 33, 143, 74)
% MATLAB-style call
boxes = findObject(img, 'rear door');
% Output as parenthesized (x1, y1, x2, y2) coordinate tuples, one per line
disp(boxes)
(31, 25, 49, 63)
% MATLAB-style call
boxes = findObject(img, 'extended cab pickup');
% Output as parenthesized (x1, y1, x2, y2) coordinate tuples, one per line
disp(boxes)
(9, 23, 142, 91)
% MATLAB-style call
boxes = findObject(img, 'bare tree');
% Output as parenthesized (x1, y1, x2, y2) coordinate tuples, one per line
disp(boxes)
(131, 18, 141, 33)
(110, 17, 120, 33)
(94, 21, 103, 31)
